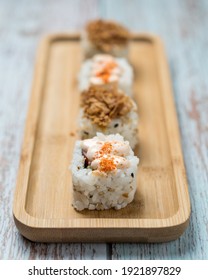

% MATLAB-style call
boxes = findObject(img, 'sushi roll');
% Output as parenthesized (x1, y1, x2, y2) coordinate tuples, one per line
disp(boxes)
(79, 54, 133, 96)
(79, 84, 138, 149)
(82, 19, 130, 58)
(71, 133, 139, 211)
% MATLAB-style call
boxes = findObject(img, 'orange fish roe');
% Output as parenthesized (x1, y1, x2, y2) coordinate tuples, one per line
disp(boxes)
(99, 142, 113, 155)
(95, 61, 118, 83)
(99, 156, 116, 172)
(96, 72, 110, 83)
(94, 142, 113, 160)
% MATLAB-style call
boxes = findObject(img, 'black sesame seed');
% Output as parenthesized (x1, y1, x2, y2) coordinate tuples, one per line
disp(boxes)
(114, 123, 119, 128)
(131, 173, 134, 178)
(84, 131, 89, 135)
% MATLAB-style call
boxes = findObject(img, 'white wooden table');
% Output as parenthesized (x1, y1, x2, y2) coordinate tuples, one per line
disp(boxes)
(0, 0, 207, 259)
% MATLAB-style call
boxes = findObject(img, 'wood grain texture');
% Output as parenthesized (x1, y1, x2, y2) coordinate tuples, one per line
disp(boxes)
(0, 0, 207, 259)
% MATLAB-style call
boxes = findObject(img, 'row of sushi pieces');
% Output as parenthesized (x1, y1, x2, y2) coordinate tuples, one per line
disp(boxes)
(70, 19, 140, 211)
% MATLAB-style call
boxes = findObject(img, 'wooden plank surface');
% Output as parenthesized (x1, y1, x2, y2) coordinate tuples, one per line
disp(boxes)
(0, 0, 208, 259)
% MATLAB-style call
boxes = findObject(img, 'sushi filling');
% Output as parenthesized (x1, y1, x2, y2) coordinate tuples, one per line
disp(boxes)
(81, 138, 130, 173)
(89, 54, 123, 85)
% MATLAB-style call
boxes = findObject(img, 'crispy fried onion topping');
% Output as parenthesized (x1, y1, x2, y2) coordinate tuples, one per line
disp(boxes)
(81, 84, 133, 127)
(86, 19, 130, 52)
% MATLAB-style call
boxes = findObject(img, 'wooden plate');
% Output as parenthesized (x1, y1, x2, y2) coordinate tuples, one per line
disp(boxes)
(13, 33, 191, 242)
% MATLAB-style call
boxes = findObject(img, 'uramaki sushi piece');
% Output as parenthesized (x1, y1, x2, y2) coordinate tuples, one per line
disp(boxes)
(81, 19, 131, 58)
(78, 54, 133, 96)
(70, 133, 139, 211)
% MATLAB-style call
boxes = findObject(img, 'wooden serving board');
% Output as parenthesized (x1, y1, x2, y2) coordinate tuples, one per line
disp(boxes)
(13, 34, 191, 243)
